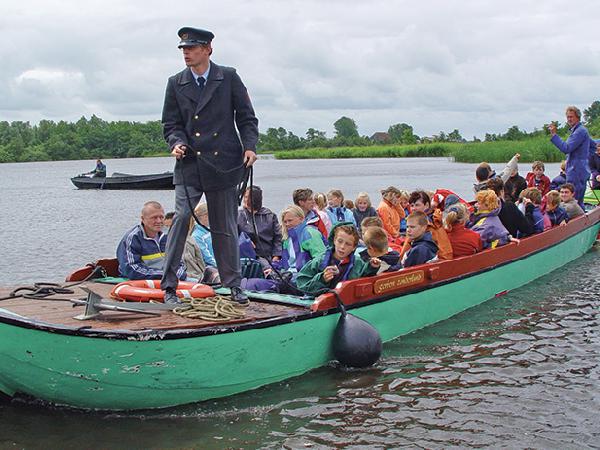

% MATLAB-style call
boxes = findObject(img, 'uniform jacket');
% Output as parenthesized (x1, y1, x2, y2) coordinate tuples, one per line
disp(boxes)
(446, 223, 483, 257)
(376, 199, 405, 238)
(403, 231, 438, 268)
(237, 207, 283, 259)
(162, 63, 259, 191)
(117, 224, 186, 280)
(470, 207, 512, 249)
(525, 172, 551, 196)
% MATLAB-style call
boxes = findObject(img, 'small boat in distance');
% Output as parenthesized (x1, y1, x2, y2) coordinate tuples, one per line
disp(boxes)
(70, 172, 174, 190)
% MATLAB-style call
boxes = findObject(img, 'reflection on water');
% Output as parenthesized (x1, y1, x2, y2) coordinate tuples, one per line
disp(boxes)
(0, 157, 597, 448)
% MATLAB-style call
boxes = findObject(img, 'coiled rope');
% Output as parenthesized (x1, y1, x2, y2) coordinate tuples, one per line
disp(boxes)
(172, 294, 248, 321)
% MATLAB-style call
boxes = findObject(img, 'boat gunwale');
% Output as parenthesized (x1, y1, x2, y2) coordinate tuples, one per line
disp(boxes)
(1, 208, 598, 341)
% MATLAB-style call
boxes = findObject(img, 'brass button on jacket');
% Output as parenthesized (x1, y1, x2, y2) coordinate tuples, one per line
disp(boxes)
(195, 132, 200, 137)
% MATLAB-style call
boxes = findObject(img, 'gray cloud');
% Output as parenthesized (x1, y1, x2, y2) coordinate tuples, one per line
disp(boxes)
(0, 0, 598, 139)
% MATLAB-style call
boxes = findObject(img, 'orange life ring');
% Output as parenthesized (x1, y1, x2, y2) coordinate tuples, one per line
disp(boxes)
(111, 280, 215, 302)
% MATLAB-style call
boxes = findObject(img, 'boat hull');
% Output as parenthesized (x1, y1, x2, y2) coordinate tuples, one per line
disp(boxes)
(70, 173, 174, 190)
(0, 218, 598, 410)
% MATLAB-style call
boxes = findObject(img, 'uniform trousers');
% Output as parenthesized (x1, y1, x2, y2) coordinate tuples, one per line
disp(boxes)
(161, 184, 240, 291)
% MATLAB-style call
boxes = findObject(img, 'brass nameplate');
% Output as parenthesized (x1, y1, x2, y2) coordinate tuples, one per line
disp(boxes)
(373, 270, 425, 294)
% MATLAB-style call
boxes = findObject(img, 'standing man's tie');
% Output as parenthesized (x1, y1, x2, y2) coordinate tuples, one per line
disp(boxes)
(197, 77, 205, 94)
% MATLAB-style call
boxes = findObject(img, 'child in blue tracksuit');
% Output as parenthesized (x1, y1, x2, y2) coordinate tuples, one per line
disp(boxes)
(518, 188, 549, 233)
(326, 189, 356, 227)
(544, 190, 569, 227)
(402, 212, 439, 267)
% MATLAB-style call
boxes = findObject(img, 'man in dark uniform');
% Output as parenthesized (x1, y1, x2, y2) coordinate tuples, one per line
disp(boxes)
(161, 27, 259, 304)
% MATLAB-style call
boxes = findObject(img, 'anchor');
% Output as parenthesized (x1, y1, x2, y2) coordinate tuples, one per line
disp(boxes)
(72, 286, 174, 321)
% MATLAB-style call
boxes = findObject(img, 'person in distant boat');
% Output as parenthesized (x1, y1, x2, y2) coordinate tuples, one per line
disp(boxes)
(549, 106, 595, 207)
(117, 201, 186, 281)
(86, 159, 106, 178)
(160, 27, 258, 305)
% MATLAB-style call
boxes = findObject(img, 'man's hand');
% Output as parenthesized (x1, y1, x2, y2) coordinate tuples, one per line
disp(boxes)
(244, 150, 257, 167)
(548, 123, 557, 136)
(171, 144, 187, 160)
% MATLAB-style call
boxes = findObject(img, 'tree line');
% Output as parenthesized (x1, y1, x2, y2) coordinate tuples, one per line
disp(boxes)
(1, 101, 598, 163)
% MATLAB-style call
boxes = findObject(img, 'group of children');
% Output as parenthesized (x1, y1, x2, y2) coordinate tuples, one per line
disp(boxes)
(246, 155, 588, 296)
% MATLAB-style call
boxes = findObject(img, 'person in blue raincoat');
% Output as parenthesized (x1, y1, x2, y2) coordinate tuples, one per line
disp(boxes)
(549, 106, 595, 207)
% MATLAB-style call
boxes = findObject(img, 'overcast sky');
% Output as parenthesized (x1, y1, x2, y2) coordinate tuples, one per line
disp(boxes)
(1, 0, 598, 139)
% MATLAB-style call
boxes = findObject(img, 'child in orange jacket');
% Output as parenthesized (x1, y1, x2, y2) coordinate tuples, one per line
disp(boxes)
(376, 186, 405, 240)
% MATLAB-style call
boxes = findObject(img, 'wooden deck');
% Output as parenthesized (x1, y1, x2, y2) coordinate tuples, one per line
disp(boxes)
(0, 282, 306, 332)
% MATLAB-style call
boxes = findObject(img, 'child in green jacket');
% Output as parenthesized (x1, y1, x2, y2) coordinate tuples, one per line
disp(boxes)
(296, 222, 376, 295)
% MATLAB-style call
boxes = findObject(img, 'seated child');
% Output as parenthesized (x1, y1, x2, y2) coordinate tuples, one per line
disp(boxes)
(525, 161, 551, 196)
(364, 211, 403, 253)
(519, 187, 549, 233)
(550, 160, 567, 191)
(473, 153, 520, 193)
(314, 192, 333, 234)
(402, 212, 439, 267)
(559, 183, 585, 219)
(471, 190, 518, 248)
(376, 186, 405, 239)
(359, 226, 401, 274)
(352, 192, 378, 230)
(326, 189, 356, 227)
(402, 190, 453, 260)
(545, 190, 568, 227)
(296, 223, 374, 293)
(242, 205, 326, 294)
(443, 203, 483, 257)
(398, 190, 411, 235)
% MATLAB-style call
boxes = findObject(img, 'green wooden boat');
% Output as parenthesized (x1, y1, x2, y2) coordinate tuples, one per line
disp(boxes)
(0, 208, 599, 410)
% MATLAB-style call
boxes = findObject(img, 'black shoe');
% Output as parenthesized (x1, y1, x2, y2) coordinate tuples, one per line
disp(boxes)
(164, 289, 181, 305)
(230, 286, 249, 305)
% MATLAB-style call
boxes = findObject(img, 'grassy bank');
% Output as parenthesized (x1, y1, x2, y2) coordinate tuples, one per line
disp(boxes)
(274, 138, 565, 163)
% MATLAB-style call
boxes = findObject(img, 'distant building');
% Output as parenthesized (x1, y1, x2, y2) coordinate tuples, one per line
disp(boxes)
(370, 132, 390, 144)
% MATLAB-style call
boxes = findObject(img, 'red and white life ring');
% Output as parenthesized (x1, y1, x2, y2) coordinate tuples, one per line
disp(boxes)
(111, 280, 215, 302)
